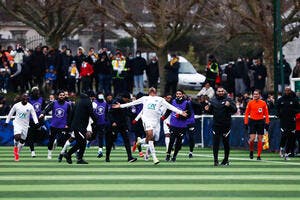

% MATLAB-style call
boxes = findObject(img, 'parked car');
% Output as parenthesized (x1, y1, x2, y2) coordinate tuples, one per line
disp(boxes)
(144, 55, 206, 90)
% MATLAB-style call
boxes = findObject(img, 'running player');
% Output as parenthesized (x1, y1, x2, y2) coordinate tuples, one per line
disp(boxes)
(5, 93, 39, 161)
(39, 90, 72, 159)
(113, 87, 187, 164)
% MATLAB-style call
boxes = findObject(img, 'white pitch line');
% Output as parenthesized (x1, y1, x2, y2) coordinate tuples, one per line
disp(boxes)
(156, 151, 300, 166)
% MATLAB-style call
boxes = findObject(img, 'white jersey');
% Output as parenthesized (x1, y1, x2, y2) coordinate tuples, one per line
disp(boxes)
(5, 102, 39, 129)
(120, 95, 183, 123)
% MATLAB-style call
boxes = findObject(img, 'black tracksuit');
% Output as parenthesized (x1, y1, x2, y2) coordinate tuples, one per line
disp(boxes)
(107, 96, 135, 161)
(207, 95, 237, 163)
(67, 94, 97, 161)
(276, 92, 300, 155)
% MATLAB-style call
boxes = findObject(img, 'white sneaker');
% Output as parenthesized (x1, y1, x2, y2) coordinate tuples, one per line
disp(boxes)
(144, 154, 149, 161)
(279, 148, 285, 158)
(31, 151, 36, 157)
(153, 157, 160, 165)
(47, 151, 52, 159)
(284, 153, 291, 160)
(3, 89, 7, 94)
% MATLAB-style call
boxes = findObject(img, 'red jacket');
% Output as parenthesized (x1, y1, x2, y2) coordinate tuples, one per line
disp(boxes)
(80, 62, 94, 77)
(296, 113, 300, 131)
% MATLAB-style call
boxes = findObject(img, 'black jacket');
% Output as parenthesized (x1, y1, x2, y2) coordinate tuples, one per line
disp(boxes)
(108, 96, 130, 128)
(132, 56, 147, 75)
(71, 94, 97, 132)
(165, 61, 179, 82)
(94, 53, 112, 75)
(146, 61, 159, 80)
(276, 92, 299, 130)
(207, 95, 237, 128)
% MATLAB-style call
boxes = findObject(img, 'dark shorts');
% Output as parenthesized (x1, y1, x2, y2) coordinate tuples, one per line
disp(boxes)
(249, 119, 265, 135)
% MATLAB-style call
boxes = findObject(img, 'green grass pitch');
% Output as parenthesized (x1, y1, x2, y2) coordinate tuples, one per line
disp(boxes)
(0, 146, 300, 200)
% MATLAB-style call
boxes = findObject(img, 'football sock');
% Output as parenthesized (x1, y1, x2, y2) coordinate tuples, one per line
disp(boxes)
(249, 141, 254, 152)
(14, 139, 18, 147)
(165, 137, 170, 151)
(61, 140, 71, 154)
(17, 143, 24, 153)
(257, 141, 263, 157)
(148, 140, 157, 159)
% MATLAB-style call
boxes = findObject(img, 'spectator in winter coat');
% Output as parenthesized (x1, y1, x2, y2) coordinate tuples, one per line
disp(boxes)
(292, 57, 300, 78)
(233, 58, 247, 96)
(67, 61, 79, 93)
(164, 54, 180, 96)
(277, 55, 292, 92)
(205, 55, 219, 89)
(251, 58, 267, 92)
(79, 59, 94, 93)
(95, 51, 112, 95)
(74, 47, 86, 94)
(146, 56, 159, 89)
(132, 50, 147, 95)
(112, 52, 127, 96)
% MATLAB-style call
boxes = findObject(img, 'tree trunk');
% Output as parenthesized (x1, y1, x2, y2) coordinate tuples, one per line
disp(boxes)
(45, 35, 61, 49)
(156, 48, 168, 96)
(263, 45, 274, 92)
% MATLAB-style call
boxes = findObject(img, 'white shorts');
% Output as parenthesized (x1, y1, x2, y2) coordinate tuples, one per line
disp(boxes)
(13, 124, 29, 140)
(143, 120, 160, 141)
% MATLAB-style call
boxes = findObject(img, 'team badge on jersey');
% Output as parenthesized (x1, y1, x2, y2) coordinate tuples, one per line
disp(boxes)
(55, 108, 65, 118)
(131, 106, 136, 113)
(96, 106, 105, 115)
(33, 103, 41, 112)
(258, 108, 262, 113)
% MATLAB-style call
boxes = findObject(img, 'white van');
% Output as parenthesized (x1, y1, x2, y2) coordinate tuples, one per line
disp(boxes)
(144, 55, 206, 90)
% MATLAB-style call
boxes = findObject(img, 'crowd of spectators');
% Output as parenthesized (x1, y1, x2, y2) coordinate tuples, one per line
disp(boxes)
(1, 43, 300, 116)
(0, 44, 156, 97)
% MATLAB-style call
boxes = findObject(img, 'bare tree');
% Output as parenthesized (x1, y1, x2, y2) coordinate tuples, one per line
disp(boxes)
(91, 0, 216, 95)
(221, 0, 300, 90)
(0, 0, 92, 48)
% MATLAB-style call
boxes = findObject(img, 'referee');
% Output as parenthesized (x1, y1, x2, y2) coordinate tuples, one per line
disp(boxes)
(244, 89, 270, 160)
